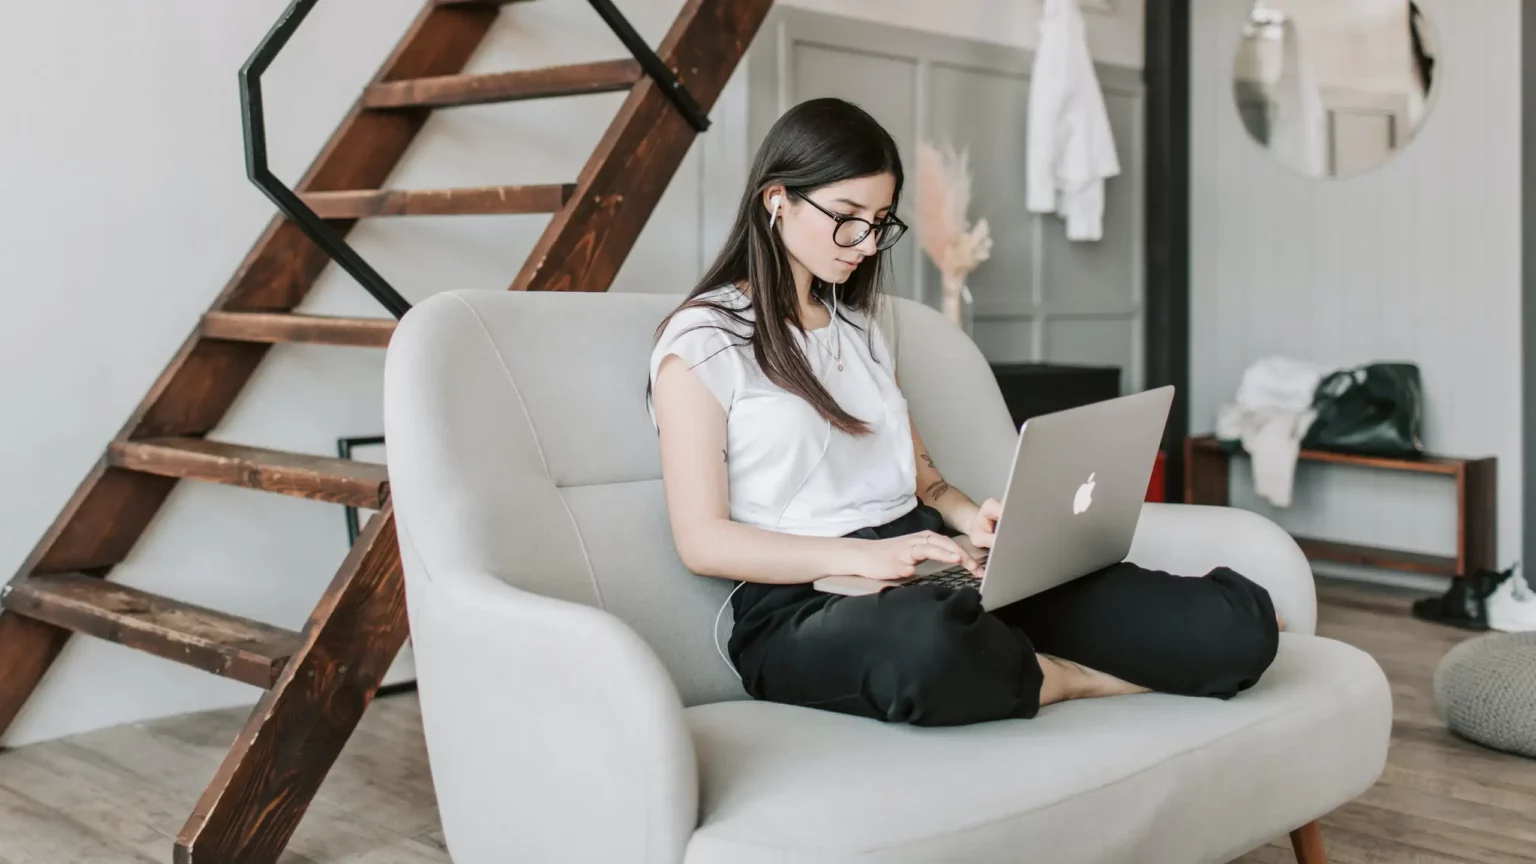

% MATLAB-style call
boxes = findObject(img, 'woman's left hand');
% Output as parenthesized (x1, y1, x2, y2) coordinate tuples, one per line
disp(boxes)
(966, 498, 1003, 549)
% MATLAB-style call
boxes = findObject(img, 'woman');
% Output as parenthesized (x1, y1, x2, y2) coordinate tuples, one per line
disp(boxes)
(649, 98, 1279, 727)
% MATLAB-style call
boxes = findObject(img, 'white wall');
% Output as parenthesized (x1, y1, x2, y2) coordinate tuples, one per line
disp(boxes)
(785, 0, 1145, 68)
(1190, 0, 1522, 586)
(0, 0, 1143, 747)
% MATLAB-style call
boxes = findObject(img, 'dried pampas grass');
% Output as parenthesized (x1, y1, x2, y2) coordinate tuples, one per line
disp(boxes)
(915, 140, 993, 328)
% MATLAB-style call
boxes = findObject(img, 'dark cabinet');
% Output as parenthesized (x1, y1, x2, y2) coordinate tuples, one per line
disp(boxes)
(989, 363, 1122, 431)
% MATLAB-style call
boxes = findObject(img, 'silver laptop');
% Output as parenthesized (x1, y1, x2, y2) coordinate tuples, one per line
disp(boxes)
(815, 385, 1174, 610)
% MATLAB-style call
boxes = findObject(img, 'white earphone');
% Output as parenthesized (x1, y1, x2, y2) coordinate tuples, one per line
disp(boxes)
(769, 194, 783, 227)
(714, 581, 746, 680)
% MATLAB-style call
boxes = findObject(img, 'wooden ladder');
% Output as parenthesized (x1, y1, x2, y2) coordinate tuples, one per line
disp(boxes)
(0, 0, 772, 861)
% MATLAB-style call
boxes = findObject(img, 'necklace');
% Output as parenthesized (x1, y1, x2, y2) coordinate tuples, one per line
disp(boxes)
(809, 318, 843, 371)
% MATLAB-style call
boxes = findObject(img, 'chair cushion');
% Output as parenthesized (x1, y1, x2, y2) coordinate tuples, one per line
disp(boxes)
(683, 634, 1390, 864)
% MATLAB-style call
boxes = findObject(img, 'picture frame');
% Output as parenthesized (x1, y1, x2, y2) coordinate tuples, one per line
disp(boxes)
(336, 434, 416, 690)
(337, 434, 387, 546)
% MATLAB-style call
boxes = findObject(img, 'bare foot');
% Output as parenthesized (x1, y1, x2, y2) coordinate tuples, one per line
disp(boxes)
(1037, 654, 1150, 707)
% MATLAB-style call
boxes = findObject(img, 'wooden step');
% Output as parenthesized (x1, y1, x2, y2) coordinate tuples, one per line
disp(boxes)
(107, 439, 389, 509)
(300, 184, 574, 218)
(365, 59, 642, 109)
(202, 312, 396, 348)
(436, 0, 534, 5)
(1, 574, 303, 688)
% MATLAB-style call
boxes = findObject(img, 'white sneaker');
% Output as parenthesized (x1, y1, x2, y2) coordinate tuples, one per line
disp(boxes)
(1486, 570, 1536, 632)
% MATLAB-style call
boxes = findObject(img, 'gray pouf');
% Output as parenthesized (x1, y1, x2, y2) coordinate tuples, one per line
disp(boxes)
(1434, 631, 1536, 759)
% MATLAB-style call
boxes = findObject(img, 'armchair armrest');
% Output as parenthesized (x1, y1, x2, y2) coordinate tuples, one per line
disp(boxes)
(404, 553, 697, 864)
(1128, 503, 1318, 635)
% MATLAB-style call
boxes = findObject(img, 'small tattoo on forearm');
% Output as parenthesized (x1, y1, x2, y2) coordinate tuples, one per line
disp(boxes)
(722, 448, 729, 464)
(925, 480, 950, 501)
(921, 453, 936, 469)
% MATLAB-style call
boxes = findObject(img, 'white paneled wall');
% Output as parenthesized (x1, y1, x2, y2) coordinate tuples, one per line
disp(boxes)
(1190, 0, 1522, 583)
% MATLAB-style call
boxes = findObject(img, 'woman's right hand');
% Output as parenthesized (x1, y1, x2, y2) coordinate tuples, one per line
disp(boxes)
(849, 531, 982, 581)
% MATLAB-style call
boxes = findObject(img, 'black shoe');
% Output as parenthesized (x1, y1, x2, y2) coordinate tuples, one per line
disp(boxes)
(1411, 567, 1515, 631)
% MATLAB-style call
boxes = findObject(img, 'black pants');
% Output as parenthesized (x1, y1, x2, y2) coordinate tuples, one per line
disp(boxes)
(727, 504, 1280, 727)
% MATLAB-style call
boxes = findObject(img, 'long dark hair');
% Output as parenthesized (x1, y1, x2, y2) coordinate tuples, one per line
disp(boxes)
(655, 97, 904, 435)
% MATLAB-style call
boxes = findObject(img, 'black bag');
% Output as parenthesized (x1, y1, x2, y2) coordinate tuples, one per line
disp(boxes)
(1301, 362, 1425, 458)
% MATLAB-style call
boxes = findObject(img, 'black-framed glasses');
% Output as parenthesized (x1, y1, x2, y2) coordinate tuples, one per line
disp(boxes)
(790, 189, 908, 251)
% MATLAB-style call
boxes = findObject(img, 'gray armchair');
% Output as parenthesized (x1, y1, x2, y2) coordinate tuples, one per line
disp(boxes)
(383, 290, 1391, 863)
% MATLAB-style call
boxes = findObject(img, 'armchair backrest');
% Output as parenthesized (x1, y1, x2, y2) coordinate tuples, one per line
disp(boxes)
(384, 290, 1017, 705)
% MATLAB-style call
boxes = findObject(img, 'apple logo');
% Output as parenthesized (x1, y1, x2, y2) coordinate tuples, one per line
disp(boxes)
(1073, 473, 1096, 515)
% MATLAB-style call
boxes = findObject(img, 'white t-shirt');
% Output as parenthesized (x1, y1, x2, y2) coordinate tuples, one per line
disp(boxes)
(649, 286, 918, 537)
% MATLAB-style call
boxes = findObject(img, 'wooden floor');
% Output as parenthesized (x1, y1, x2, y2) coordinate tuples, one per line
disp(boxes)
(0, 579, 1532, 863)
(1233, 579, 1536, 864)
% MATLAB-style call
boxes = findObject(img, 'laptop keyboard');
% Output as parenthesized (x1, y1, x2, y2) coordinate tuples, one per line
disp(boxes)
(907, 559, 986, 591)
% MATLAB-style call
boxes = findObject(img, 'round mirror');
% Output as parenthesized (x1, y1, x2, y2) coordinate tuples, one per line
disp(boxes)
(1233, 0, 1438, 179)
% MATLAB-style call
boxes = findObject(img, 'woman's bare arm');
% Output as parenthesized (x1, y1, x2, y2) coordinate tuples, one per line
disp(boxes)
(911, 422, 979, 530)
(890, 364, 988, 540)
(910, 419, 1001, 548)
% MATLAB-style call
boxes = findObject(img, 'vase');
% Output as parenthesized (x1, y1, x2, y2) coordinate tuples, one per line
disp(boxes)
(940, 273, 976, 338)
(940, 273, 965, 328)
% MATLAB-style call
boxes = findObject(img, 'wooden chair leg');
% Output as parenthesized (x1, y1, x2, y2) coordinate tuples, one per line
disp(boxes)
(1290, 820, 1327, 864)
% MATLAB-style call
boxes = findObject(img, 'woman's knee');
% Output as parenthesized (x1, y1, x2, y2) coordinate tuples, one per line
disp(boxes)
(863, 585, 1039, 724)
(1199, 568, 1281, 695)
(868, 584, 988, 678)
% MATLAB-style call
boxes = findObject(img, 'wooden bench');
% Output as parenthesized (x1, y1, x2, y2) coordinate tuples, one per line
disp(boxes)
(1183, 435, 1497, 579)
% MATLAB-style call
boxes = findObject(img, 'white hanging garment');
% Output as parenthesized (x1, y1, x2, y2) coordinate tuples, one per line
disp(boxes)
(1026, 0, 1121, 241)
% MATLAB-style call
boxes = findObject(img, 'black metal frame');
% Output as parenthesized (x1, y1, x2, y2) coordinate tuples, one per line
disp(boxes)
(337, 432, 413, 696)
(587, 0, 710, 132)
(239, 0, 709, 319)
(790, 189, 908, 251)
(240, 0, 412, 318)
(1143, 0, 1191, 503)
(1524, 2, 1536, 586)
